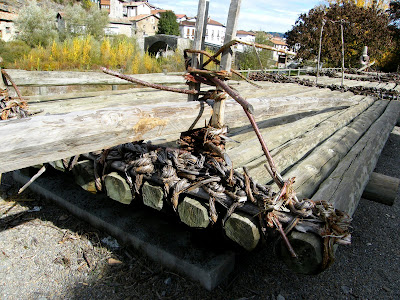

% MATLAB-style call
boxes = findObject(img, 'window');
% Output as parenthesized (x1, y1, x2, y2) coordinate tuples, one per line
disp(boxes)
(187, 28, 190, 35)
(192, 28, 195, 36)
(5, 27, 10, 34)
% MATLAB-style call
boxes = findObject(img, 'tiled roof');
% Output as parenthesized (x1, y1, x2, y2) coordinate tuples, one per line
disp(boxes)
(237, 30, 255, 36)
(109, 18, 133, 25)
(0, 11, 17, 22)
(271, 38, 287, 46)
(179, 18, 224, 27)
(126, 14, 158, 21)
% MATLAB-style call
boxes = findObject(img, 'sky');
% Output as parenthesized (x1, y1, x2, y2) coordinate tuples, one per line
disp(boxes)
(151, 0, 324, 33)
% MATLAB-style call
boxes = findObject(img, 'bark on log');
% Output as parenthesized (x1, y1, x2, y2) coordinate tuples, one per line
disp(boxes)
(245, 96, 375, 183)
(277, 100, 388, 199)
(362, 172, 400, 206)
(278, 101, 400, 275)
(71, 160, 97, 193)
(142, 181, 164, 211)
(178, 196, 210, 228)
(104, 172, 133, 205)
(224, 212, 260, 251)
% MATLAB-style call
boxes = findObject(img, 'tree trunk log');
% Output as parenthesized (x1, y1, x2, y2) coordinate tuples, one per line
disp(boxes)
(178, 196, 210, 228)
(362, 172, 400, 206)
(71, 160, 97, 193)
(223, 212, 260, 251)
(104, 172, 133, 205)
(277, 101, 400, 275)
(142, 181, 164, 211)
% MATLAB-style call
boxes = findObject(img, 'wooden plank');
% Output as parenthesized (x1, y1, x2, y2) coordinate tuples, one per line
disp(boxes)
(0, 101, 213, 173)
(312, 100, 400, 216)
(362, 172, 400, 206)
(4, 69, 187, 87)
(211, 0, 241, 128)
(278, 100, 388, 199)
(244, 96, 375, 183)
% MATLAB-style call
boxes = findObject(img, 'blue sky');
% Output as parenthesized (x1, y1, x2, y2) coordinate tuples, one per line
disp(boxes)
(151, 0, 323, 33)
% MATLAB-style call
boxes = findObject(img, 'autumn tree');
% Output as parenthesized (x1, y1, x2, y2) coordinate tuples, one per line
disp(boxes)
(157, 11, 180, 36)
(380, 1, 400, 71)
(285, 2, 392, 68)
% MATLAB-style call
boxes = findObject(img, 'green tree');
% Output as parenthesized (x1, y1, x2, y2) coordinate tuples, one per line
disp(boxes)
(15, 1, 58, 47)
(63, 4, 109, 40)
(285, 2, 392, 67)
(235, 33, 274, 70)
(157, 11, 180, 35)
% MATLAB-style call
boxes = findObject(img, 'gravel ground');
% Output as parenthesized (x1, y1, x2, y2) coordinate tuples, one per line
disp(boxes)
(1, 127, 399, 300)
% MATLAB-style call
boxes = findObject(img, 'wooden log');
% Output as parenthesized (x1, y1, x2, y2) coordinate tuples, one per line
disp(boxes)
(0, 101, 213, 173)
(278, 231, 323, 275)
(178, 196, 209, 228)
(4, 69, 187, 87)
(104, 172, 133, 205)
(48, 160, 67, 172)
(142, 181, 164, 211)
(71, 160, 97, 193)
(244, 96, 375, 183)
(277, 100, 388, 199)
(223, 212, 260, 251)
(313, 100, 400, 215)
(278, 101, 400, 275)
(362, 172, 400, 206)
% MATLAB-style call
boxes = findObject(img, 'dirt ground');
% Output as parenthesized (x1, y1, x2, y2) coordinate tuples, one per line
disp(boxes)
(1, 127, 399, 300)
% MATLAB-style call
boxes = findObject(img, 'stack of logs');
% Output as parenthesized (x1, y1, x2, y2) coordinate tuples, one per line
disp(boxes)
(249, 72, 400, 100)
(51, 126, 351, 272)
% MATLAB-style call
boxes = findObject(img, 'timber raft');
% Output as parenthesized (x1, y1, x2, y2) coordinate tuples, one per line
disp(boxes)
(1, 67, 400, 288)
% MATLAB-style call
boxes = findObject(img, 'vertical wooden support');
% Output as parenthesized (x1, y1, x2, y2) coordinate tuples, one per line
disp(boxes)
(200, 0, 209, 67)
(188, 0, 208, 101)
(341, 21, 345, 87)
(316, 19, 325, 85)
(211, 0, 242, 128)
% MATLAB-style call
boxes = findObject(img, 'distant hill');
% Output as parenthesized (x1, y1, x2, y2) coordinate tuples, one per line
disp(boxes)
(267, 32, 285, 38)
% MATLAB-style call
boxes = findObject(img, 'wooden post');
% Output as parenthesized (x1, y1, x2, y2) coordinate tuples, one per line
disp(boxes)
(224, 212, 260, 251)
(71, 160, 97, 193)
(362, 172, 400, 206)
(178, 196, 210, 228)
(200, 0, 209, 67)
(341, 21, 345, 87)
(297, 67, 300, 76)
(188, 0, 208, 101)
(316, 19, 325, 85)
(142, 181, 164, 211)
(104, 172, 133, 204)
(211, 0, 242, 128)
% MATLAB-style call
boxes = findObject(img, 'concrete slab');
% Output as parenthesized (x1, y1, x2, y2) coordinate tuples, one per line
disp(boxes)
(13, 170, 235, 291)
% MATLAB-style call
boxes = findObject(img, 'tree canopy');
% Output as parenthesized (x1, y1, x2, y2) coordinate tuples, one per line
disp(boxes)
(285, 2, 392, 68)
(15, 1, 58, 47)
(157, 11, 180, 36)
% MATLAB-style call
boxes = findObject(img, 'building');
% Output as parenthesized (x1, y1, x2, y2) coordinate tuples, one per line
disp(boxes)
(128, 14, 159, 36)
(235, 30, 255, 52)
(0, 6, 17, 42)
(179, 17, 225, 46)
(106, 18, 134, 36)
(270, 37, 289, 64)
(123, 1, 152, 17)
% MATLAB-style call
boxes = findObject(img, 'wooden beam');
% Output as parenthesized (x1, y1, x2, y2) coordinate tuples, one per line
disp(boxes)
(142, 181, 164, 211)
(224, 212, 260, 251)
(280, 100, 388, 199)
(3, 69, 187, 87)
(104, 172, 133, 205)
(178, 196, 210, 228)
(211, 0, 241, 128)
(0, 101, 212, 173)
(362, 172, 400, 206)
(312, 100, 400, 215)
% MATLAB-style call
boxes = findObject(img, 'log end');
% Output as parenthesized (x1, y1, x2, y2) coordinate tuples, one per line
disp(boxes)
(224, 212, 260, 251)
(142, 181, 164, 211)
(278, 231, 323, 275)
(71, 160, 97, 193)
(178, 197, 210, 228)
(104, 172, 133, 205)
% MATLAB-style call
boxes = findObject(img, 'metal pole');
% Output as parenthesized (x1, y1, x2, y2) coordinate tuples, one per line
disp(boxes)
(188, 0, 208, 101)
(341, 21, 345, 87)
(316, 19, 325, 85)
(211, 0, 242, 128)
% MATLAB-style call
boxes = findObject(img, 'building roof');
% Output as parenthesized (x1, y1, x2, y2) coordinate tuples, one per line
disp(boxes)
(151, 9, 167, 14)
(175, 14, 186, 19)
(126, 14, 159, 22)
(123, 1, 151, 7)
(179, 18, 224, 27)
(237, 30, 255, 36)
(0, 11, 17, 22)
(271, 38, 287, 46)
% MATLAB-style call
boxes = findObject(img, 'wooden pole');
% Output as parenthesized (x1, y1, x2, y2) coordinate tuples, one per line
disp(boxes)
(211, 0, 242, 128)
(362, 172, 400, 206)
(189, 0, 208, 101)
(341, 21, 345, 87)
(316, 19, 325, 85)
(253, 43, 263, 70)
(200, 0, 209, 67)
